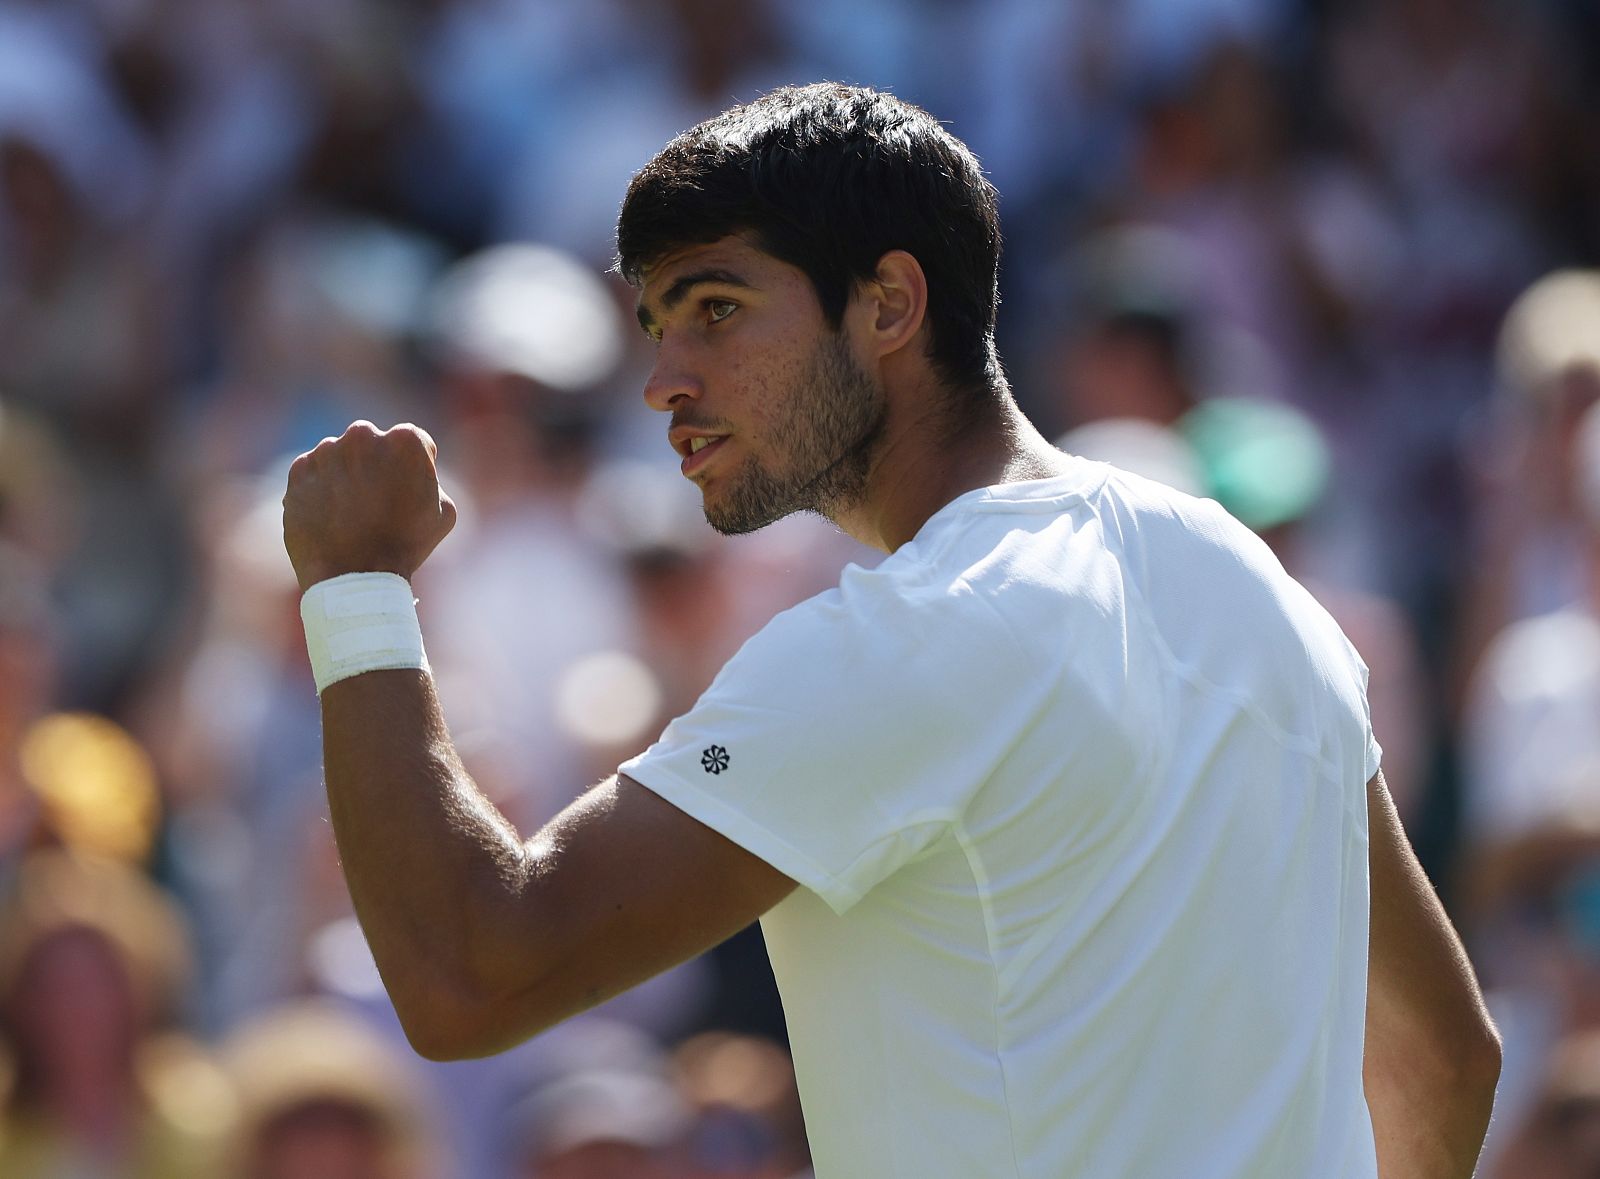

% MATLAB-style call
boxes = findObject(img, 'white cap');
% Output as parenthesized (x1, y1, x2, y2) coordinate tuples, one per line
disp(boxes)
(429, 243, 625, 392)
(1497, 269, 1600, 406)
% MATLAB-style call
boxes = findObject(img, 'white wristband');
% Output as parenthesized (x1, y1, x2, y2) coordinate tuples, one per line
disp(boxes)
(299, 572, 430, 695)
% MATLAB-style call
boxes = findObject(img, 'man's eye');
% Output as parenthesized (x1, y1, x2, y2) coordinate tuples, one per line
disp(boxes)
(707, 300, 737, 324)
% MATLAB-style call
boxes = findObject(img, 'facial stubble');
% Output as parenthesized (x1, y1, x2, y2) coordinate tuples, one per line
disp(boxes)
(703, 334, 886, 536)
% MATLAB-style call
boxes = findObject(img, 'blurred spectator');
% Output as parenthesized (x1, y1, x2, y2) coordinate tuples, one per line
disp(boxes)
(1457, 269, 1600, 702)
(418, 243, 644, 824)
(1459, 394, 1600, 1172)
(16, 711, 163, 866)
(1328, 0, 1553, 557)
(1330, 0, 1550, 235)
(0, 399, 79, 567)
(175, 209, 439, 482)
(0, 848, 228, 1178)
(1467, 805, 1600, 1031)
(1053, 249, 1208, 431)
(0, 1, 1597, 1171)
(1464, 396, 1600, 846)
(509, 1060, 688, 1179)
(1489, 1029, 1600, 1179)
(0, 14, 189, 710)
(133, 476, 326, 1032)
(0, 544, 57, 873)
(221, 998, 439, 1179)
(1460, 789, 1600, 1167)
(669, 1032, 810, 1179)
(481, 0, 796, 261)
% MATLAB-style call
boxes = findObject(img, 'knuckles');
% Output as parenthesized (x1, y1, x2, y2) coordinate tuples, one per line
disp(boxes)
(284, 421, 446, 509)
(334, 421, 436, 466)
(281, 421, 455, 576)
(294, 423, 430, 467)
(388, 422, 438, 466)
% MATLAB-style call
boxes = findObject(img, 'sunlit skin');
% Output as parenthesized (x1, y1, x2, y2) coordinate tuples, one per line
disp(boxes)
(279, 246, 1501, 1179)
(277, 71, 1496, 1174)
(274, 234, 1073, 1063)
(634, 233, 1069, 553)
(636, 238, 884, 536)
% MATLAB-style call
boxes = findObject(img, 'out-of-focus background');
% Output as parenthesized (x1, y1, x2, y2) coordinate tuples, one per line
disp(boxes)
(0, 0, 1597, 1175)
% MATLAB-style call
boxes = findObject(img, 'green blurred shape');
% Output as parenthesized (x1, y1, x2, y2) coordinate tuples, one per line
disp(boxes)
(1181, 398, 1330, 532)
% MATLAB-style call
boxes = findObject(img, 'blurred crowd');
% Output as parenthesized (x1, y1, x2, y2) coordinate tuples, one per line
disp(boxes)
(0, 0, 1598, 1175)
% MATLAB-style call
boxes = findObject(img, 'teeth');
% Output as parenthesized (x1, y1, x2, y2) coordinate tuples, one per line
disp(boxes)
(690, 437, 710, 454)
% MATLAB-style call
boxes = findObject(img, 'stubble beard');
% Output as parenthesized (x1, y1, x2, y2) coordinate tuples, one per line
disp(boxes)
(703, 334, 886, 537)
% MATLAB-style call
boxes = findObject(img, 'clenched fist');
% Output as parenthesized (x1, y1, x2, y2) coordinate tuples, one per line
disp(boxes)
(283, 421, 457, 593)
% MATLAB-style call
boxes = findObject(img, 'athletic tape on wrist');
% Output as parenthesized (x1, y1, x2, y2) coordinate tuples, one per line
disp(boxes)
(299, 572, 429, 695)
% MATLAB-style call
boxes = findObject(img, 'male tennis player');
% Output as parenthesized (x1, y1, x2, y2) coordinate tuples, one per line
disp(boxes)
(283, 84, 1499, 1177)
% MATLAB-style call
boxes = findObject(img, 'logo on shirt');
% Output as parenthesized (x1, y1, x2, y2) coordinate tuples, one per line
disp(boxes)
(701, 745, 730, 775)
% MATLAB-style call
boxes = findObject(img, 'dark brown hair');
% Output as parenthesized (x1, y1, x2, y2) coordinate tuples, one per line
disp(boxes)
(617, 82, 1004, 393)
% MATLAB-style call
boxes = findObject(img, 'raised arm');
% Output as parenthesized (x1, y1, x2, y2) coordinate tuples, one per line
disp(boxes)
(283, 421, 795, 1059)
(1363, 769, 1501, 1177)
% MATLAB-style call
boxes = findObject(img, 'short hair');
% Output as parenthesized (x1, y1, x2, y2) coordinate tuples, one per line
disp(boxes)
(616, 82, 1003, 392)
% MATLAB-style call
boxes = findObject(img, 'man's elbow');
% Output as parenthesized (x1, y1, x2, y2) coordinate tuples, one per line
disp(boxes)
(405, 1025, 503, 1064)
(1410, 1006, 1503, 1130)
(1459, 1014, 1504, 1104)
(398, 1005, 494, 1063)
(388, 975, 559, 1062)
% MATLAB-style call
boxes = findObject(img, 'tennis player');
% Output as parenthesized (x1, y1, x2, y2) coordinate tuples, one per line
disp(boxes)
(283, 84, 1499, 1177)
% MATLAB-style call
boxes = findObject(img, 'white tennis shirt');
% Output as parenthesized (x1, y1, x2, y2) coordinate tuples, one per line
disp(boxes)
(622, 465, 1381, 1178)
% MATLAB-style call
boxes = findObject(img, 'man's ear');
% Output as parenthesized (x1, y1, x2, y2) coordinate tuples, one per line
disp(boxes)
(850, 250, 928, 361)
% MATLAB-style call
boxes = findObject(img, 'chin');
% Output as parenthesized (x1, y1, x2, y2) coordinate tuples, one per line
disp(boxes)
(702, 496, 789, 537)
(702, 508, 765, 537)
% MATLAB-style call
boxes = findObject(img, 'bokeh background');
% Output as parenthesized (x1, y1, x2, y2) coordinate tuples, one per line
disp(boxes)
(1, 0, 1599, 1175)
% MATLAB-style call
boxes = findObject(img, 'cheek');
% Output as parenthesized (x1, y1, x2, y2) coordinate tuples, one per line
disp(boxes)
(742, 344, 814, 429)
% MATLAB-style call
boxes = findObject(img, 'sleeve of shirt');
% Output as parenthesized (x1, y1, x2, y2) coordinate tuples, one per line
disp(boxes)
(1363, 692, 1384, 783)
(1349, 639, 1384, 783)
(619, 564, 1036, 916)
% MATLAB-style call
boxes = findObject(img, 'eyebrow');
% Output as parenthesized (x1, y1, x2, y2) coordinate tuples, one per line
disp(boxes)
(636, 268, 754, 333)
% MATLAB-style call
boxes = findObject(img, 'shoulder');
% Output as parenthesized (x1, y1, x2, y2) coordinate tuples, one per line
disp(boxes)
(749, 549, 1027, 683)
(708, 505, 1086, 718)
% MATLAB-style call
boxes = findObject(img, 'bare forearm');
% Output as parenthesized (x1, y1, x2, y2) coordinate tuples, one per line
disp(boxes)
(320, 667, 535, 1048)
(282, 424, 569, 1054)
(282, 423, 789, 1060)
(1363, 1010, 1498, 1177)
(1363, 773, 1500, 1177)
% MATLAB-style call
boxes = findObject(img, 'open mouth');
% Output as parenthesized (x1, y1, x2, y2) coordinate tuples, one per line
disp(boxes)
(681, 434, 728, 475)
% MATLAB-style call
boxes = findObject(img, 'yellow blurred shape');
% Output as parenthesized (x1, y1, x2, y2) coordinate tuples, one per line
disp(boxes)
(19, 712, 161, 864)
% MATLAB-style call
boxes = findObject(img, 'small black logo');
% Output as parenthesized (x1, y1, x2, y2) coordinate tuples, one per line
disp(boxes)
(701, 745, 730, 775)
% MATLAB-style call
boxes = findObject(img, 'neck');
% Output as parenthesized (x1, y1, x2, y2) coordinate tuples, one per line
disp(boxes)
(830, 377, 1068, 552)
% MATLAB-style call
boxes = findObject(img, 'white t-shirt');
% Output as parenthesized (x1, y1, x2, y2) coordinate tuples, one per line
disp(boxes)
(621, 465, 1382, 1178)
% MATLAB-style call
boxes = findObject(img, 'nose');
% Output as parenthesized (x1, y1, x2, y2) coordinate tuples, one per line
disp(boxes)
(642, 339, 702, 413)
